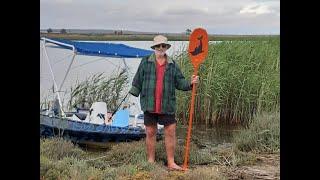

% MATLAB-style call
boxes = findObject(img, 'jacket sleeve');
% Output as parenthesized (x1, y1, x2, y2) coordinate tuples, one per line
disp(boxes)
(129, 57, 145, 97)
(174, 63, 192, 91)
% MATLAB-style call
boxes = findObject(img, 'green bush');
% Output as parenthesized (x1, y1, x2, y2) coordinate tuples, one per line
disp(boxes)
(40, 137, 85, 160)
(233, 112, 280, 153)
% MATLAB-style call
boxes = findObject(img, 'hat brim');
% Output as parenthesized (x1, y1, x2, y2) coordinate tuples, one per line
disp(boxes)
(151, 43, 171, 50)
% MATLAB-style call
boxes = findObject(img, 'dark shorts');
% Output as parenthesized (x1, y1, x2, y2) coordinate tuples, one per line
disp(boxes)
(144, 111, 176, 126)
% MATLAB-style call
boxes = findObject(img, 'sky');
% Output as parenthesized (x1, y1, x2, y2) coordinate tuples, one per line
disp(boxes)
(40, 0, 279, 35)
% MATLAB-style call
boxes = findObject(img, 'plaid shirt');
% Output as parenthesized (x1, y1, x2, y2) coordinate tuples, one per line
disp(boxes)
(129, 53, 192, 115)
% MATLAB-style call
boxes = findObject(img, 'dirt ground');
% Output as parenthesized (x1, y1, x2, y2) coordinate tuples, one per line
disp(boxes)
(136, 153, 280, 180)
(221, 153, 280, 180)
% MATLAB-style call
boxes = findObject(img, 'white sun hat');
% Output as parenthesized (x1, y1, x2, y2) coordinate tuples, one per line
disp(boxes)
(151, 35, 171, 49)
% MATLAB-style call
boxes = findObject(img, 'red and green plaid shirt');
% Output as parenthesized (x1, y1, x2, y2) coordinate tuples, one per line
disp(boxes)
(129, 53, 192, 115)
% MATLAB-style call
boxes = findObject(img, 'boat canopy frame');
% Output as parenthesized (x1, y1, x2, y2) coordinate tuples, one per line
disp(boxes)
(40, 37, 153, 117)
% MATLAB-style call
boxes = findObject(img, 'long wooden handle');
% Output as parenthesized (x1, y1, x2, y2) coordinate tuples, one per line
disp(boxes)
(182, 68, 198, 170)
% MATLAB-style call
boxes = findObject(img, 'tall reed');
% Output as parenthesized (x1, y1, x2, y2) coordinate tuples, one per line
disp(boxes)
(176, 38, 280, 127)
(68, 68, 129, 112)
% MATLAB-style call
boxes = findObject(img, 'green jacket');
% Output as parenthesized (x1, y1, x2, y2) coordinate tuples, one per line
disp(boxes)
(129, 53, 192, 115)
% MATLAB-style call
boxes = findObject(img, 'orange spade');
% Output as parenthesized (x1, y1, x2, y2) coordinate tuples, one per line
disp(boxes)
(182, 28, 209, 170)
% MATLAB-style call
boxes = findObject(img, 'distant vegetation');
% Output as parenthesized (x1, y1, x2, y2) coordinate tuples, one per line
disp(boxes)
(40, 32, 278, 41)
(185, 29, 192, 35)
(47, 28, 53, 33)
(60, 28, 67, 34)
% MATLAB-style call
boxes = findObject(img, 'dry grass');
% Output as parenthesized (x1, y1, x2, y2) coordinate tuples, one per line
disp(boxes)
(40, 137, 232, 179)
(40, 111, 279, 179)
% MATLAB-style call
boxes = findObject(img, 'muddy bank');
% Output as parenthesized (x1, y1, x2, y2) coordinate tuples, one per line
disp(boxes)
(119, 151, 280, 180)
(222, 153, 280, 180)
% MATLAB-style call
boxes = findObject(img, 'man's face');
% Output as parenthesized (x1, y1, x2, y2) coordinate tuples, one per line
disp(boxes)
(154, 43, 168, 56)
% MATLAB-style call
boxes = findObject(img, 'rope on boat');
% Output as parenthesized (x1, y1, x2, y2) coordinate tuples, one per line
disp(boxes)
(52, 53, 74, 66)
(71, 57, 120, 70)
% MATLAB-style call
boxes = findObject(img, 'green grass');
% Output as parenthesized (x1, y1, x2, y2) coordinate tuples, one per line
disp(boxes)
(176, 37, 280, 127)
(233, 112, 280, 153)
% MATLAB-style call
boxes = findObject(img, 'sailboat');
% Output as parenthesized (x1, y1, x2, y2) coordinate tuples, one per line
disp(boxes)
(40, 37, 163, 146)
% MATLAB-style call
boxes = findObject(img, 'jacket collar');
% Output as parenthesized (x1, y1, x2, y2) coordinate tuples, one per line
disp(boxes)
(147, 53, 173, 64)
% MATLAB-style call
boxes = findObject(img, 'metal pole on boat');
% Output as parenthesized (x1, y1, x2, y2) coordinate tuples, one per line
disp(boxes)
(41, 39, 66, 117)
(58, 53, 76, 92)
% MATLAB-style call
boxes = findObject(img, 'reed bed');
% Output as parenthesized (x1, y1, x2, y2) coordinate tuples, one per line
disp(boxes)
(175, 37, 280, 127)
(67, 68, 129, 112)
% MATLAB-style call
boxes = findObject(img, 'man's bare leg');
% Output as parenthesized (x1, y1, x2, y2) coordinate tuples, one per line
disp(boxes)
(145, 123, 157, 163)
(164, 123, 182, 170)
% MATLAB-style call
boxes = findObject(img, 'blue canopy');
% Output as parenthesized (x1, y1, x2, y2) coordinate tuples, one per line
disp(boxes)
(42, 37, 153, 58)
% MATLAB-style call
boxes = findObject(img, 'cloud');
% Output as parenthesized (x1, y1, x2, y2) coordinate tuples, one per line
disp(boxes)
(40, 0, 280, 34)
(240, 4, 271, 14)
(56, 0, 73, 3)
(41, 0, 73, 4)
(164, 7, 209, 16)
(239, 1, 279, 15)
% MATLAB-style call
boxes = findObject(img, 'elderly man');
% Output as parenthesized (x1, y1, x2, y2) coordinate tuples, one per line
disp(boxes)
(129, 35, 199, 170)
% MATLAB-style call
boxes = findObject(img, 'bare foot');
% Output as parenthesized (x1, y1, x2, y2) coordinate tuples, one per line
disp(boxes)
(167, 163, 184, 171)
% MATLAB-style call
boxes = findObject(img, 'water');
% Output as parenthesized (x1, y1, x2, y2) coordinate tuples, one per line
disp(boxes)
(176, 125, 237, 146)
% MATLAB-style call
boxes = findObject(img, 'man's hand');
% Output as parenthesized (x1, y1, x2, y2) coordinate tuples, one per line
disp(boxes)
(191, 75, 199, 84)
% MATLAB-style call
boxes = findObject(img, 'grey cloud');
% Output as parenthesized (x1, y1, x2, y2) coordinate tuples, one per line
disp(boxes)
(164, 7, 209, 16)
(41, 0, 279, 34)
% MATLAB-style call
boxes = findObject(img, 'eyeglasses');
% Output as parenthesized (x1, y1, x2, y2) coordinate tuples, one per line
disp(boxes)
(154, 44, 168, 49)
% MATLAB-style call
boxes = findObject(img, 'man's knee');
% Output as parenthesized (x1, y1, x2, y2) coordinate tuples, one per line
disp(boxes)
(164, 123, 176, 137)
(146, 125, 157, 137)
